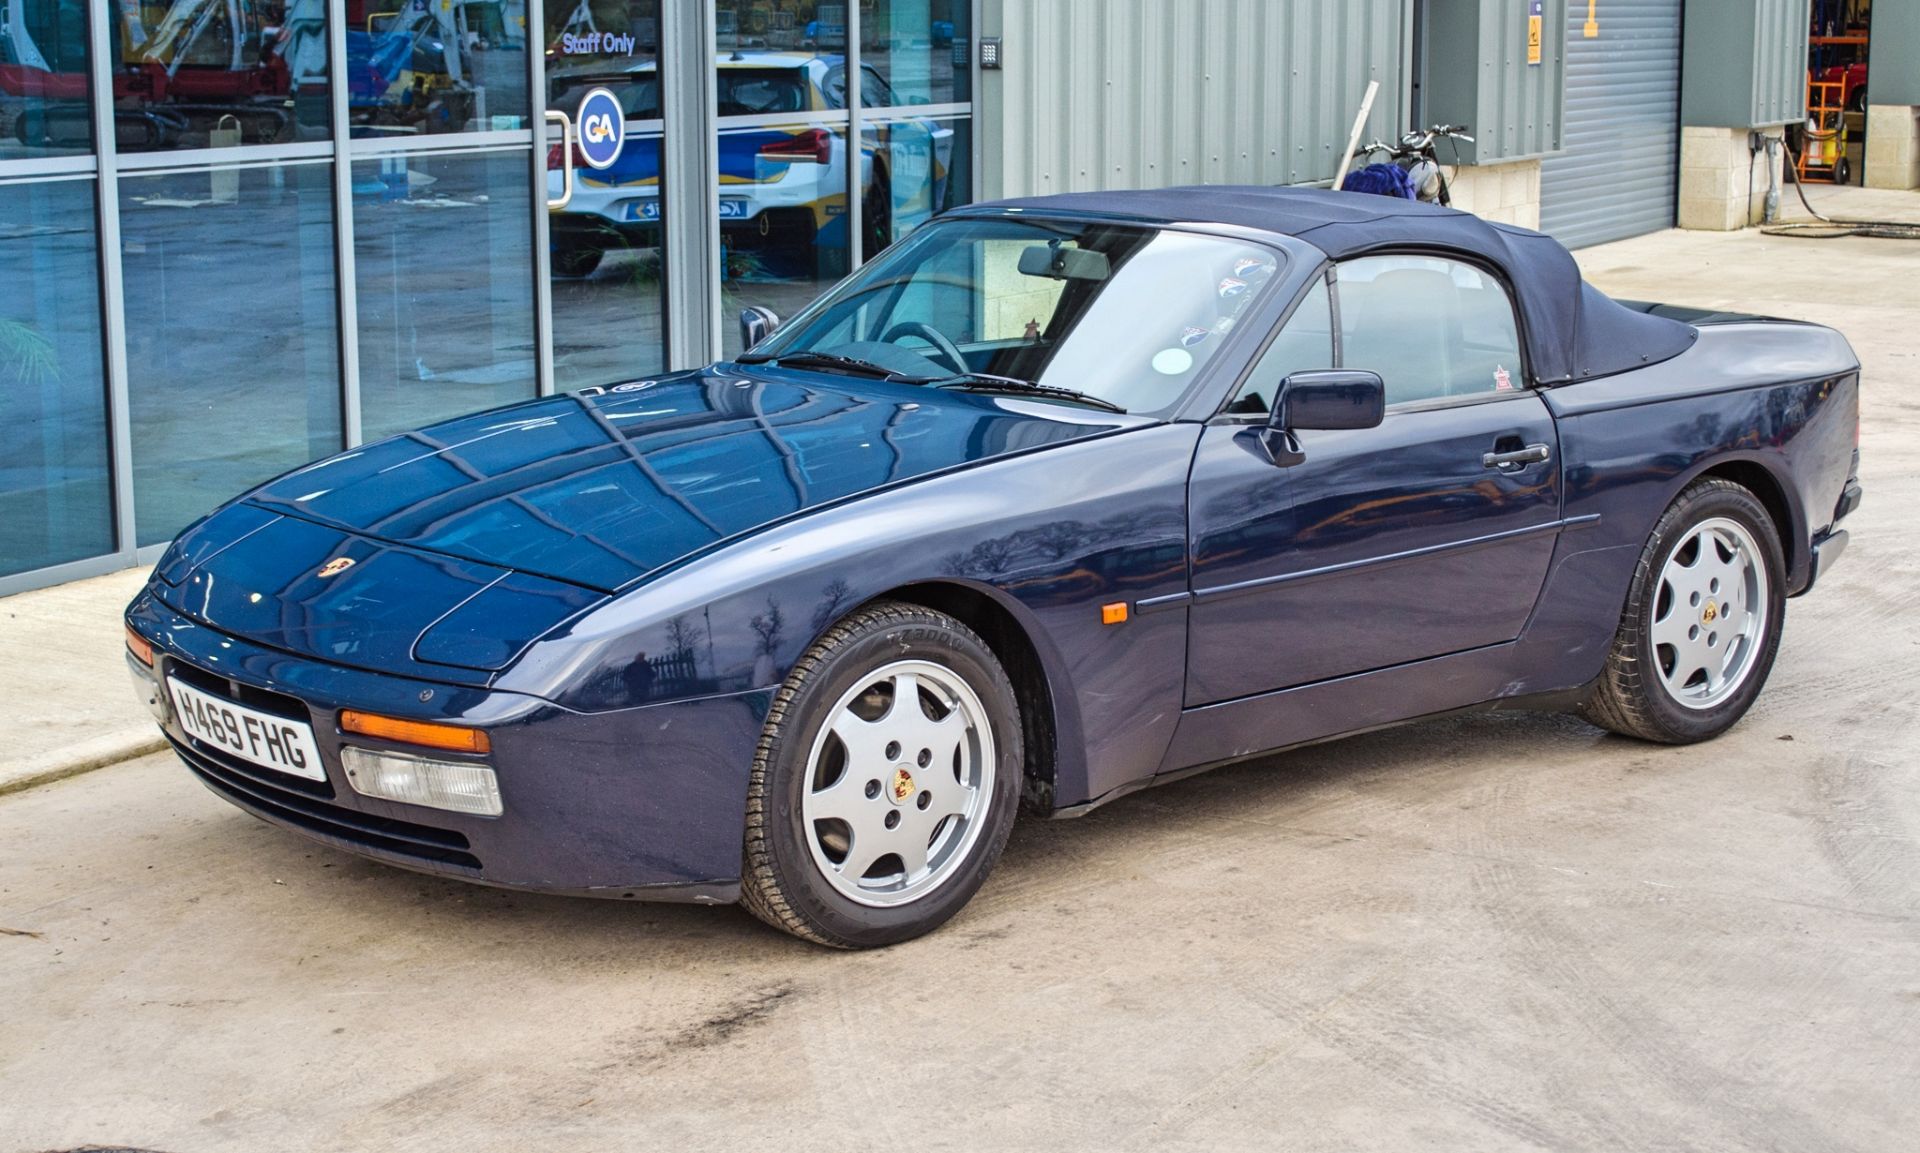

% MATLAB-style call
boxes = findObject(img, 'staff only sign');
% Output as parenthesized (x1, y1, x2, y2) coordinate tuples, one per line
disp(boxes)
(576, 87, 625, 170)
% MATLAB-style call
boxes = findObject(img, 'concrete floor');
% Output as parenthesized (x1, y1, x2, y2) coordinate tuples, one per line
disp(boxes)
(4, 190, 1919, 1152)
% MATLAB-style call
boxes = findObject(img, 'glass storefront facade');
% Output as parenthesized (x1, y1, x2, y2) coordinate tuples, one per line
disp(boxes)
(0, 0, 977, 591)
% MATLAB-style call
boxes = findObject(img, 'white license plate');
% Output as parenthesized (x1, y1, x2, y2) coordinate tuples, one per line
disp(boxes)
(169, 678, 325, 782)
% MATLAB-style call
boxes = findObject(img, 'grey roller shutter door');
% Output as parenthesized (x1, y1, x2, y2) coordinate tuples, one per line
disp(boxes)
(1539, 0, 1683, 248)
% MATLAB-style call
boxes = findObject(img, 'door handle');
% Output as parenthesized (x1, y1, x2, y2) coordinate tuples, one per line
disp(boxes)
(1482, 443, 1551, 470)
(545, 111, 575, 210)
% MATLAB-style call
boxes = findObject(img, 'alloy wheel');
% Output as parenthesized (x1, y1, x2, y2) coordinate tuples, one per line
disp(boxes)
(1650, 516, 1770, 710)
(800, 659, 995, 907)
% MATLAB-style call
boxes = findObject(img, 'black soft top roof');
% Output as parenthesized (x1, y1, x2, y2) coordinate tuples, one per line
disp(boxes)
(968, 185, 1696, 385)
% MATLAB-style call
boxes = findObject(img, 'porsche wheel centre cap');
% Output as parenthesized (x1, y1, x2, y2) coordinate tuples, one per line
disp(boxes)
(889, 767, 916, 805)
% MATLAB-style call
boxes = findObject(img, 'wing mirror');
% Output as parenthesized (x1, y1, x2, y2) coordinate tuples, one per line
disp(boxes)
(739, 305, 780, 351)
(1260, 370, 1385, 466)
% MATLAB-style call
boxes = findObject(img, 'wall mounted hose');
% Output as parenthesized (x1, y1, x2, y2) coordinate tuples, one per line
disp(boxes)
(1760, 140, 1920, 240)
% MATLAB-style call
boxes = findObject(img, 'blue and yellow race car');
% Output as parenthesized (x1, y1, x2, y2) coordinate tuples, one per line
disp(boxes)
(545, 51, 954, 276)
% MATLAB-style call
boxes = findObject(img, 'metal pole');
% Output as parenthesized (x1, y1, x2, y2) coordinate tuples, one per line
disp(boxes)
(661, 0, 721, 367)
(326, 8, 364, 446)
(847, 0, 863, 271)
(87, 1, 135, 558)
(529, 0, 557, 396)
(1332, 80, 1381, 192)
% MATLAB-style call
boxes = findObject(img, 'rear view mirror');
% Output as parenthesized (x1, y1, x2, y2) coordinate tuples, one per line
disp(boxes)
(1260, 370, 1385, 465)
(739, 305, 780, 350)
(1017, 242, 1110, 281)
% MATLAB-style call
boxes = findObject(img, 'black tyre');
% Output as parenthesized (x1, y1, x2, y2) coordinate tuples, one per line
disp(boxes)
(861, 166, 893, 262)
(740, 600, 1023, 948)
(1581, 478, 1787, 743)
(553, 243, 604, 278)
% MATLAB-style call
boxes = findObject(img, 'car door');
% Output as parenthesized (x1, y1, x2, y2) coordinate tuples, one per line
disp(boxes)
(1185, 254, 1562, 707)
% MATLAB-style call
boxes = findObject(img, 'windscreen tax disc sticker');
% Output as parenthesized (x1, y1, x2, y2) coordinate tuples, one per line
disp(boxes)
(1152, 347, 1195, 375)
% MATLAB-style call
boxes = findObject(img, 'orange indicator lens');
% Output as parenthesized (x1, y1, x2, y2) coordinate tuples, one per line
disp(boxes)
(340, 710, 492, 754)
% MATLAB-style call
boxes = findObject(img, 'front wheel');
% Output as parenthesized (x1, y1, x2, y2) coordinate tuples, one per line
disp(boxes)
(1581, 478, 1786, 743)
(740, 601, 1022, 948)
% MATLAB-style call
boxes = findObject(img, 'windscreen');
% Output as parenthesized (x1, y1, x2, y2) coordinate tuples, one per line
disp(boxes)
(759, 216, 1285, 413)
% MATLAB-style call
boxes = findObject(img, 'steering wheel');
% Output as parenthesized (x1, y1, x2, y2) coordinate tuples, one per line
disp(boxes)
(879, 321, 967, 375)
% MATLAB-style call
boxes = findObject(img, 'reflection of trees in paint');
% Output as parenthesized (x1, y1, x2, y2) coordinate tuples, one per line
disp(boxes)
(665, 612, 702, 662)
(939, 509, 1188, 599)
(810, 576, 853, 634)
(750, 594, 785, 656)
(0, 320, 60, 389)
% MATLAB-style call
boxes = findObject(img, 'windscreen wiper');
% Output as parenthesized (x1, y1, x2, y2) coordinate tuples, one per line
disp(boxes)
(923, 372, 1127, 414)
(735, 351, 907, 380)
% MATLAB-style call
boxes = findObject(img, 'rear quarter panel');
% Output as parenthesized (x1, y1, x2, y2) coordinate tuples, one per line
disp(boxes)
(1511, 321, 1860, 690)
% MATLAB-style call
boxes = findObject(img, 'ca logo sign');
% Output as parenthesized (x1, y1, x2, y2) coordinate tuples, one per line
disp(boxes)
(574, 87, 625, 170)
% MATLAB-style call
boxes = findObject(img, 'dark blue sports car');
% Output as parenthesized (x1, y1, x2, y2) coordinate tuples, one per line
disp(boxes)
(126, 188, 1863, 947)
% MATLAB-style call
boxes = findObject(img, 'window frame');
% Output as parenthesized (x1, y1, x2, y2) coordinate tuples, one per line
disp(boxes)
(1216, 269, 1338, 420)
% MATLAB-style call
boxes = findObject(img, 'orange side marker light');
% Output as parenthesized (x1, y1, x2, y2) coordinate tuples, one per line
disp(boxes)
(1101, 602, 1130, 626)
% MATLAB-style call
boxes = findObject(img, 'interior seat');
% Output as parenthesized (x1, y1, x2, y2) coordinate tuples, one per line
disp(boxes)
(1343, 267, 1462, 403)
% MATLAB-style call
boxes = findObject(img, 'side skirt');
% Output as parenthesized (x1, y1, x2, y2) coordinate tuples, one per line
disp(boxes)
(1049, 643, 1599, 820)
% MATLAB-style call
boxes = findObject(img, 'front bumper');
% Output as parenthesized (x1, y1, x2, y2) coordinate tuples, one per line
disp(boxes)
(128, 589, 768, 902)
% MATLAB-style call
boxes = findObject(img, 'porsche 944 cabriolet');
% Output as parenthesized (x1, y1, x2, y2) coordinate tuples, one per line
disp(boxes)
(127, 187, 1863, 947)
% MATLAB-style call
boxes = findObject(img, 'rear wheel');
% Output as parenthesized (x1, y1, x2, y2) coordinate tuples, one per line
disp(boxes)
(1581, 478, 1786, 743)
(740, 601, 1022, 948)
(553, 242, 604, 278)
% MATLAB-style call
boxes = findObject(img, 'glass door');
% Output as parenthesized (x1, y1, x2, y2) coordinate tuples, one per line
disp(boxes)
(713, 1, 974, 360)
(542, 0, 668, 390)
(713, 1, 853, 359)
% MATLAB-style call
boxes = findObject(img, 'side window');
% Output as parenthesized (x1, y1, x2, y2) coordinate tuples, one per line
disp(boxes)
(821, 67, 847, 110)
(1226, 277, 1333, 415)
(1336, 255, 1524, 405)
(859, 65, 899, 109)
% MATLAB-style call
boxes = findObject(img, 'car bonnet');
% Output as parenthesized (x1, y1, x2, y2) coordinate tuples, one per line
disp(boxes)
(149, 366, 1132, 678)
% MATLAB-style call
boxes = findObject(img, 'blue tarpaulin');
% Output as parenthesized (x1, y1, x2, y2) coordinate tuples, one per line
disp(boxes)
(1340, 163, 1418, 200)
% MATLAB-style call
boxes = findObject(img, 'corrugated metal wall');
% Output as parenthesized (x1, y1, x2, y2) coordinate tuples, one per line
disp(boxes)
(978, 0, 1408, 199)
(1538, 0, 1683, 247)
(1749, 0, 1810, 126)
(1683, 0, 1810, 128)
(1870, 0, 1920, 106)
(1422, 0, 1565, 163)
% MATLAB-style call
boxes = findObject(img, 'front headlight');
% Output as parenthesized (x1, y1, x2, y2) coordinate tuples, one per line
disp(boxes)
(341, 747, 503, 817)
